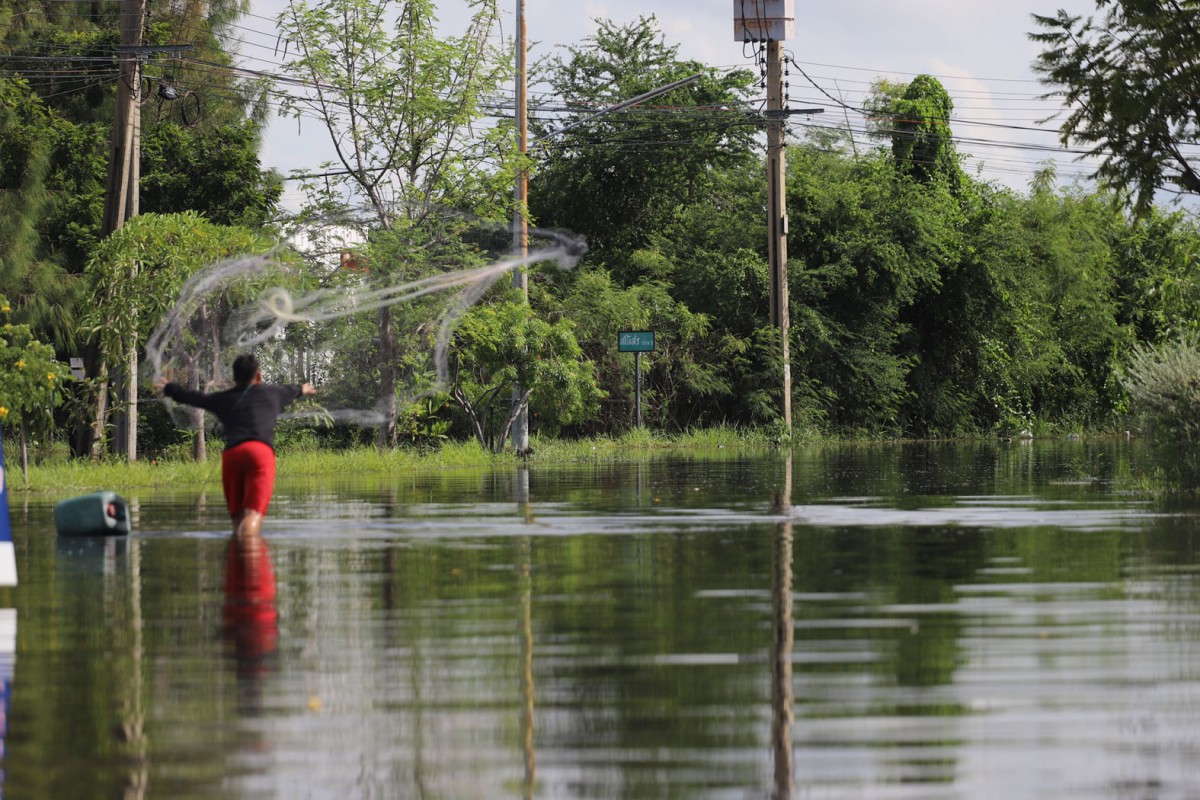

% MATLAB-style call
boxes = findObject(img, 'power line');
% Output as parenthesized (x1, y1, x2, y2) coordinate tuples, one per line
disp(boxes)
(0, 15, 1127, 191)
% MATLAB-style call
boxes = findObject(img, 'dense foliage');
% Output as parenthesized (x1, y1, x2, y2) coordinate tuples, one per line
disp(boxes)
(525, 15, 1200, 441)
(6, 7, 1200, 462)
(0, 294, 65, 432)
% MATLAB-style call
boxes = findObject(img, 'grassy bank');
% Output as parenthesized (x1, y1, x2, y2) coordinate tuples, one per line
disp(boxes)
(11, 426, 783, 493)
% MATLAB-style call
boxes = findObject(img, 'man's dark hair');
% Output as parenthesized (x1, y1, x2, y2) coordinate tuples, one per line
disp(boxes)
(232, 354, 259, 385)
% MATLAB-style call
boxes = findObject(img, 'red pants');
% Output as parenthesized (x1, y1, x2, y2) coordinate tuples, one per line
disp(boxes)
(221, 440, 276, 518)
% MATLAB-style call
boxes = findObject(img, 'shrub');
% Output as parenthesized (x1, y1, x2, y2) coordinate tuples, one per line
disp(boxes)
(1121, 335, 1200, 490)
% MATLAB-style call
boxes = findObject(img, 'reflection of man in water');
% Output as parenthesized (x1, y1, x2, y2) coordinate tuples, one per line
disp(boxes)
(154, 354, 316, 548)
(223, 536, 278, 680)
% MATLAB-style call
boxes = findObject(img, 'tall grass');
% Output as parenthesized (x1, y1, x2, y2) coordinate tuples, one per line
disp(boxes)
(14, 426, 789, 493)
(21, 457, 221, 494)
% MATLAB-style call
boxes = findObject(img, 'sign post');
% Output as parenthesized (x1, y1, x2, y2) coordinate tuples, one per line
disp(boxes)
(0, 429, 17, 586)
(618, 331, 655, 429)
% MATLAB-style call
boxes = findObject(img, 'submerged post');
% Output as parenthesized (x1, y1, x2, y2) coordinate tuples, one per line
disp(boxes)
(0, 430, 18, 586)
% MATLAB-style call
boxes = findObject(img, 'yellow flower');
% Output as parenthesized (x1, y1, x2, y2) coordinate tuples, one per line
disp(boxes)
(0, 407, 7, 419)
(14, 360, 24, 369)
(0, 305, 9, 313)
(47, 373, 56, 382)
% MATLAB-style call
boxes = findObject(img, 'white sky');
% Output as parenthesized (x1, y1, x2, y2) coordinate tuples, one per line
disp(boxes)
(242, 0, 1102, 209)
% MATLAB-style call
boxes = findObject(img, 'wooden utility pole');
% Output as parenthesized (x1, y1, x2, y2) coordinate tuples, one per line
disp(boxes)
(510, 0, 530, 454)
(766, 39, 792, 433)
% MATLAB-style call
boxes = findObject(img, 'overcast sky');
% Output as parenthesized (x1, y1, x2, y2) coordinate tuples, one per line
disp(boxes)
(245, 0, 1102, 208)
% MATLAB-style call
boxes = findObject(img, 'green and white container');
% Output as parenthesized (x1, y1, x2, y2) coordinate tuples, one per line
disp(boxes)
(54, 492, 131, 537)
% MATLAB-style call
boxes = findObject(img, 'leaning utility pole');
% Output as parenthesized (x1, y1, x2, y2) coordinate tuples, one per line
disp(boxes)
(510, 0, 530, 454)
(101, 0, 147, 462)
(102, 0, 144, 237)
(736, 0, 796, 435)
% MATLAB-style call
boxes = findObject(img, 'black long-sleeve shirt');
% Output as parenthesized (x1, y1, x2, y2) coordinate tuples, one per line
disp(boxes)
(163, 382, 303, 451)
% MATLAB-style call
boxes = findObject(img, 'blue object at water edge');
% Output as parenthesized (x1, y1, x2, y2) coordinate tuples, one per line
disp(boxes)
(0, 429, 15, 585)
(54, 491, 132, 537)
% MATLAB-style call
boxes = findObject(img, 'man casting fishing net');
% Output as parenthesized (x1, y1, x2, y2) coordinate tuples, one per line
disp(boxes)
(154, 353, 316, 545)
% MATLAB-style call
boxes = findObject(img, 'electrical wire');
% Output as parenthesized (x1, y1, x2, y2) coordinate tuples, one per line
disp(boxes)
(0, 10, 1146, 191)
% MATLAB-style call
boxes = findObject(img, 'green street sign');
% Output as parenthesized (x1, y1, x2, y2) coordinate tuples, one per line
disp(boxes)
(618, 331, 655, 352)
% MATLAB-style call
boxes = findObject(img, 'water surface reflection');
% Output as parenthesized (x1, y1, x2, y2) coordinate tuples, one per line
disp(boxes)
(4, 441, 1200, 798)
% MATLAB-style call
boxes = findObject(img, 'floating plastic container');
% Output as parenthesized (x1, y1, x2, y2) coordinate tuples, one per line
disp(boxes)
(54, 492, 131, 537)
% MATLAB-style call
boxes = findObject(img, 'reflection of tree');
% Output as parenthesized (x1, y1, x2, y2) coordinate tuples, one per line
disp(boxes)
(112, 537, 147, 800)
(890, 528, 983, 690)
(22, 536, 152, 798)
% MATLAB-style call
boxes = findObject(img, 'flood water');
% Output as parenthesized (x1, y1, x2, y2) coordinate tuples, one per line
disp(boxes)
(5, 440, 1200, 799)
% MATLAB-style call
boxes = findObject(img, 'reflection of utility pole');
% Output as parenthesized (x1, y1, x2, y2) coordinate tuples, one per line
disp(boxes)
(514, 468, 535, 799)
(105, 537, 147, 798)
(518, 541, 535, 799)
(770, 455, 794, 799)
(509, 0, 531, 455)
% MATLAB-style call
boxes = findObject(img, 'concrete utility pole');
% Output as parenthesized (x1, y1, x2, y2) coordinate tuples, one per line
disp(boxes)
(766, 39, 792, 433)
(101, 0, 144, 237)
(102, 0, 147, 462)
(510, 0, 530, 455)
(735, 0, 797, 435)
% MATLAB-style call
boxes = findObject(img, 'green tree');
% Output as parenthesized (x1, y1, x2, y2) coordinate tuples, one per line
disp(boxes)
(450, 298, 601, 451)
(554, 269, 725, 433)
(139, 121, 282, 228)
(530, 16, 758, 281)
(0, 0, 265, 124)
(622, 154, 835, 431)
(1031, 2, 1200, 214)
(0, 294, 67, 478)
(883, 74, 960, 187)
(0, 78, 99, 351)
(1112, 205, 1200, 344)
(277, 0, 516, 447)
(784, 148, 949, 432)
(0, 0, 279, 354)
(83, 212, 281, 459)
